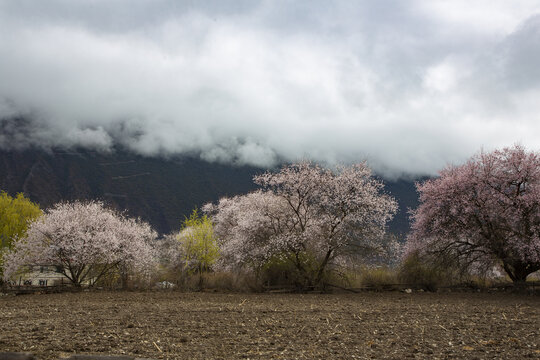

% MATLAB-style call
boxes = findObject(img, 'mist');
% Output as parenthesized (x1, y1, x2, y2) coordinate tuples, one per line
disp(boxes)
(1, 1, 540, 178)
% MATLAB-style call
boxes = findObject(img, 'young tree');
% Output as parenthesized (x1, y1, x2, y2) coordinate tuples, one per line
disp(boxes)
(407, 145, 540, 282)
(159, 210, 219, 289)
(0, 191, 42, 279)
(3, 200, 157, 287)
(178, 209, 220, 288)
(205, 162, 398, 288)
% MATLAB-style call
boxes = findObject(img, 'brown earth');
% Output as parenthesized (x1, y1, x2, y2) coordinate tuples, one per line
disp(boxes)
(0, 291, 539, 359)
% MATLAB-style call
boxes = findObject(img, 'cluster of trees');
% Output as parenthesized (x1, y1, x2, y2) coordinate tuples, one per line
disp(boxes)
(1, 145, 539, 289)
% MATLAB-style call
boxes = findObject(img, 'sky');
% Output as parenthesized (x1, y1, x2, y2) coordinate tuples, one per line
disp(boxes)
(1, 0, 540, 179)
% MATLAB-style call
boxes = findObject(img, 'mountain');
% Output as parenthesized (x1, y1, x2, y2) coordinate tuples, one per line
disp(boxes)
(0, 149, 420, 236)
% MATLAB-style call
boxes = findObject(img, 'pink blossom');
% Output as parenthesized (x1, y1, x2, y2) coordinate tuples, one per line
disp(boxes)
(407, 145, 540, 282)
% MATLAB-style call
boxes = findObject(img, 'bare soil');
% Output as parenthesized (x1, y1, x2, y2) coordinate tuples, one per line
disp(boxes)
(0, 291, 539, 359)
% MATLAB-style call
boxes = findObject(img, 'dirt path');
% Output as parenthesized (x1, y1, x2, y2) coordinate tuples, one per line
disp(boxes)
(0, 291, 539, 359)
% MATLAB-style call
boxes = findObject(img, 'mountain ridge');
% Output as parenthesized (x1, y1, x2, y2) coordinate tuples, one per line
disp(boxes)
(0, 148, 420, 236)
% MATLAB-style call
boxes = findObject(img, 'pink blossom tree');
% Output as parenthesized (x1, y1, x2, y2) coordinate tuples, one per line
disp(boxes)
(407, 145, 540, 282)
(3, 200, 158, 287)
(205, 162, 398, 288)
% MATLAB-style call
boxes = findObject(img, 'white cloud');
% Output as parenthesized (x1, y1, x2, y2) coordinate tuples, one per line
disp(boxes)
(416, 0, 540, 35)
(423, 60, 459, 92)
(65, 127, 113, 151)
(0, 1, 540, 178)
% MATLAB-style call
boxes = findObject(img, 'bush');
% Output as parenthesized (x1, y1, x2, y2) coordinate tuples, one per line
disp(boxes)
(360, 266, 398, 289)
(153, 265, 254, 292)
(398, 252, 453, 291)
(259, 253, 309, 289)
(255, 251, 345, 291)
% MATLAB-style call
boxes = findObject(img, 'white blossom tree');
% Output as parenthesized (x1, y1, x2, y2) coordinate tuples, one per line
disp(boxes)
(205, 162, 398, 288)
(204, 191, 288, 272)
(3, 200, 157, 287)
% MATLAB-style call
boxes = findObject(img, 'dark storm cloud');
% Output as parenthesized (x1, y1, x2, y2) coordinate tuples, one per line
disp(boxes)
(1, 0, 540, 178)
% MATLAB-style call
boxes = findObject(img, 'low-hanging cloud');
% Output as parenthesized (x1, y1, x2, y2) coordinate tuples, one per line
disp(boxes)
(1, 0, 540, 178)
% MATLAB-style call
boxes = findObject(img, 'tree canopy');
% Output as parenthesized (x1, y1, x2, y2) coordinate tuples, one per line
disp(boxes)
(0, 191, 42, 277)
(205, 162, 398, 288)
(407, 145, 540, 282)
(179, 209, 220, 274)
(3, 200, 157, 286)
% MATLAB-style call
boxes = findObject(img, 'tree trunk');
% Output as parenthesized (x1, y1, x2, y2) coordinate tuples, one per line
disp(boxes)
(503, 261, 540, 283)
(313, 249, 333, 289)
(198, 263, 204, 291)
(291, 251, 312, 289)
(121, 272, 129, 290)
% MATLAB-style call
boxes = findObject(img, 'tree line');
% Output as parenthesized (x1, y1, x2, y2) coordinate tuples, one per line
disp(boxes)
(1, 145, 539, 290)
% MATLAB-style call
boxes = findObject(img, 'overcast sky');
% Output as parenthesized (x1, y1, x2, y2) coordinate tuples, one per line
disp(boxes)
(1, 1, 540, 178)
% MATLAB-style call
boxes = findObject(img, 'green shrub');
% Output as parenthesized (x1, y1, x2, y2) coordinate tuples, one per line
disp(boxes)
(398, 252, 452, 291)
(257, 251, 331, 290)
(360, 266, 398, 289)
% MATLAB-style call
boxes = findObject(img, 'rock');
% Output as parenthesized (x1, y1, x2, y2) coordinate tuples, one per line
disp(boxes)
(403, 288, 413, 294)
(155, 281, 175, 289)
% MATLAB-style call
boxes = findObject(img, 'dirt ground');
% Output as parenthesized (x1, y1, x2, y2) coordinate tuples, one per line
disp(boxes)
(0, 290, 539, 359)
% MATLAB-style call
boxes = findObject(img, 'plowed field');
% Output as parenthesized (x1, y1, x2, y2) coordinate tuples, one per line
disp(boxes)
(1, 291, 539, 359)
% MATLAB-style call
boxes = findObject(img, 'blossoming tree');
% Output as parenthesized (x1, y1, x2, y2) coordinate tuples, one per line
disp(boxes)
(0, 191, 42, 279)
(3, 200, 157, 287)
(205, 162, 398, 288)
(407, 146, 540, 282)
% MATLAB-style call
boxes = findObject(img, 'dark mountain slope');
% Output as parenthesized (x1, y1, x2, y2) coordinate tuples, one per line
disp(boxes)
(0, 149, 420, 235)
(0, 149, 259, 234)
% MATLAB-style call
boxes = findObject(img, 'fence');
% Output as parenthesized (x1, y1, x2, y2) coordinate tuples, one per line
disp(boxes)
(0, 284, 79, 295)
(263, 281, 540, 293)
